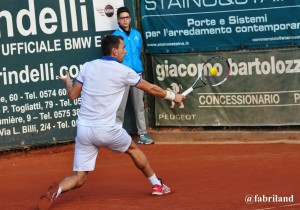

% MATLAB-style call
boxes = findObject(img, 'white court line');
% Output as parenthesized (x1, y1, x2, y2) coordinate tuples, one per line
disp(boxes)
(256, 203, 300, 210)
(143, 5, 300, 18)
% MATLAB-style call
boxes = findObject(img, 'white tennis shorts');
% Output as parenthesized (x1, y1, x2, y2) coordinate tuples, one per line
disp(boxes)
(73, 125, 132, 171)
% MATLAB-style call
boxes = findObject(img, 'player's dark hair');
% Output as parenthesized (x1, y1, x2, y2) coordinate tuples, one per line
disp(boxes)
(101, 35, 124, 56)
(117, 7, 130, 18)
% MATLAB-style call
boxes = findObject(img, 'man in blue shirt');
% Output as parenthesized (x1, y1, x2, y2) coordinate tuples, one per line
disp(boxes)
(113, 7, 153, 144)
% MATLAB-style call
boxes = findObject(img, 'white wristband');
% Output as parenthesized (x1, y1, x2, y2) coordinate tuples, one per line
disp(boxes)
(164, 90, 176, 101)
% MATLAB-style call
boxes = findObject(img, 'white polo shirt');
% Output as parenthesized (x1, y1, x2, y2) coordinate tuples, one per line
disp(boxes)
(75, 56, 141, 126)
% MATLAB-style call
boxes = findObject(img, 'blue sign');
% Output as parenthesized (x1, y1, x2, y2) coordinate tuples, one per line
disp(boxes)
(141, 0, 300, 53)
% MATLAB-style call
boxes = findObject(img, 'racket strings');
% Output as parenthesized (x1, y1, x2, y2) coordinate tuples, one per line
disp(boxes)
(200, 57, 230, 87)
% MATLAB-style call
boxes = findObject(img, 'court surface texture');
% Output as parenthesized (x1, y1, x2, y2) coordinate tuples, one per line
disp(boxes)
(0, 143, 299, 210)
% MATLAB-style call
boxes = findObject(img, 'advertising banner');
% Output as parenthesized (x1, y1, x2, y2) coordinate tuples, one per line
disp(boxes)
(153, 48, 300, 126)
(141, 1, 300, 53)
(0, 0, 135, 148)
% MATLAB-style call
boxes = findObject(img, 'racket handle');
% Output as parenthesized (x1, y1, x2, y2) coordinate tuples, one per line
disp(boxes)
(182, 87, 193, 96)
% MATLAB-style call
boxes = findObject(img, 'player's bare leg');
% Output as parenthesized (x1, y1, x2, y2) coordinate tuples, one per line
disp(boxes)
(125, 140, 154, 177)
(39, 171, 88, 210)
(125, 141, 171, 195)
(59, 171, 89, 192)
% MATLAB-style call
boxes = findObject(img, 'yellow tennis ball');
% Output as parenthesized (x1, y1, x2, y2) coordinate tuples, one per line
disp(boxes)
(210, 67, 218, 76)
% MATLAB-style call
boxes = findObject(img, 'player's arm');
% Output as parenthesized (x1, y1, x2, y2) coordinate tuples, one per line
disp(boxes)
(58, 71, 82, 100)
(135, 79, 185, 104)
(67, 82, 82, 99)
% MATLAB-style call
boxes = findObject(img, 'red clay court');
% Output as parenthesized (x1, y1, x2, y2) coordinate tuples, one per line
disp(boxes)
(1, 143, 300, 210)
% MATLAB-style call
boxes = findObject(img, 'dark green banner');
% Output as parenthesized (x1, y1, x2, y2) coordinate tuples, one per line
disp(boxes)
(153, 48, 300, 126)
(0, 0, 135, 148)
(141, 1, 300, 53)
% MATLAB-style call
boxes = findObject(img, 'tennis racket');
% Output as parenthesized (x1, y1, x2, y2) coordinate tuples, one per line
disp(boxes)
(182, 56, 230, 96)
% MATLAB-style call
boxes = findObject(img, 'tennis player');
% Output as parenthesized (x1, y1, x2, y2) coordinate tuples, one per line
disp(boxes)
(38, 35, 184, 210)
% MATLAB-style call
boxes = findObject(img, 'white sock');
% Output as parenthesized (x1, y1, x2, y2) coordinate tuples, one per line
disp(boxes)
(55, 187, 62, 199)
(148, 174, 161, 186)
